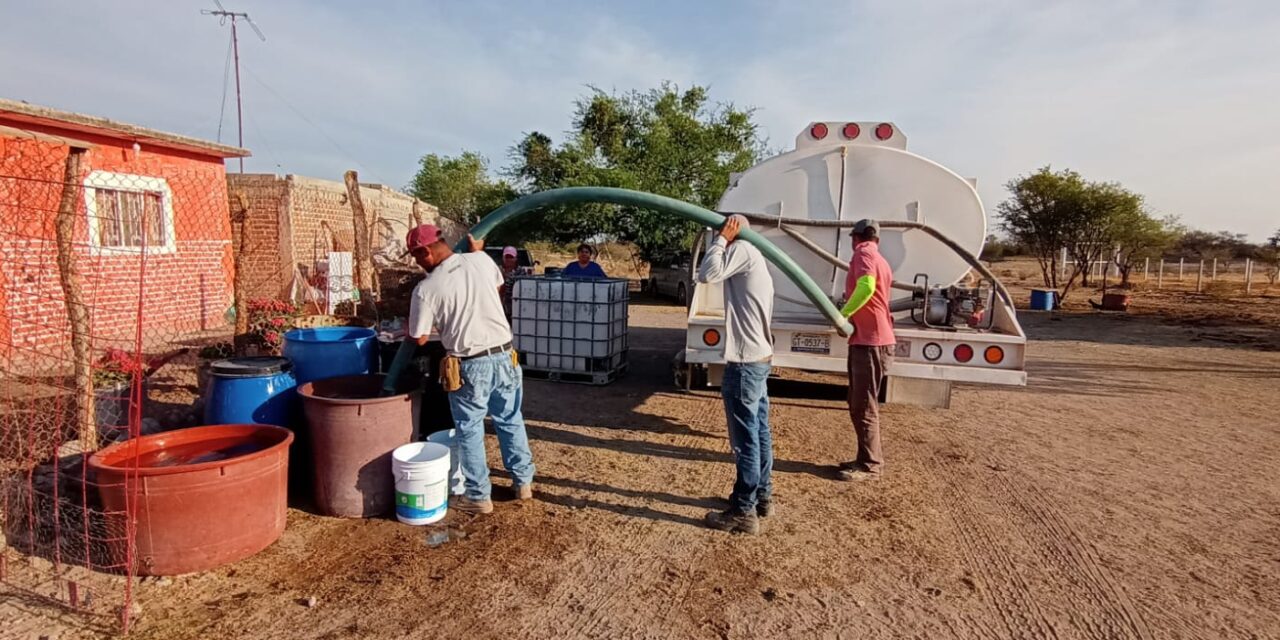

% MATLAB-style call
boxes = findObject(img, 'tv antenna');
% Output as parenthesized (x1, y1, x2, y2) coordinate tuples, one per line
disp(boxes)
(202, 0, 265, 172)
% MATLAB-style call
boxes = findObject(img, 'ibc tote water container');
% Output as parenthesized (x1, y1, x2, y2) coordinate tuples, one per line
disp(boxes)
(511, 276, 629, 382)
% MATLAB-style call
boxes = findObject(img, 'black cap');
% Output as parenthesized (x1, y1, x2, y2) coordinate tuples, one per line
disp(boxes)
(850, 219, 880, 237)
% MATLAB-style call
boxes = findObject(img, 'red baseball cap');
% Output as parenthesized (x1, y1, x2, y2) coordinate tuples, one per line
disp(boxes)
(405, 224, 443, 253)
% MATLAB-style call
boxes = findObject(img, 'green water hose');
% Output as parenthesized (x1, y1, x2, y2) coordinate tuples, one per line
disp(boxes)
(383, 186, 854, 392)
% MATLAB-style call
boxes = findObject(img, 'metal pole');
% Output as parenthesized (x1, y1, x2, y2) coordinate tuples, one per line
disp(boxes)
(1158, 259, 1164, 289)
(1212, 257, 1218, 281)
(1143, 257, 1149, 281)
(232, 15, 244, 173)
(1245, 258, 1253, 295)
(1179, 257, 1184, 281)
(1196, 260, 1203, 293)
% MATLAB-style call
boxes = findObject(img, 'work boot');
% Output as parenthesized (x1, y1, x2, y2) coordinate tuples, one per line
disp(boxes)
(836, 468, 881, 482)
(756, 500, 774, 518)
(451, 496, 494, 514)
(704, 508, 760, 535)
(515, 483, 534, 500)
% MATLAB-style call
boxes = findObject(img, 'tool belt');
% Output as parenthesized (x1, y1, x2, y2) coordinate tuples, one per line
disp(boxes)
(440, 343, 519, 393)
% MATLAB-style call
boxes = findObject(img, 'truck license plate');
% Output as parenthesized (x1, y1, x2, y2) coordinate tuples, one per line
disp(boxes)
(790, 333, 831, 355)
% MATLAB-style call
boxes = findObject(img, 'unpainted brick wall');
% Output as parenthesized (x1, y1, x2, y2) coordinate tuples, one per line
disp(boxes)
(227, 174, 460, 303)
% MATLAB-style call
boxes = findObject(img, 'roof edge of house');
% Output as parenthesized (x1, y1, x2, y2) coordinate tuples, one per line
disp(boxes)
(0, 97, 252, 159)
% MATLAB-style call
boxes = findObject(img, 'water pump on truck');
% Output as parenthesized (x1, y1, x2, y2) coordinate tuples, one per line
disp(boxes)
(677, 121, 1027, 407)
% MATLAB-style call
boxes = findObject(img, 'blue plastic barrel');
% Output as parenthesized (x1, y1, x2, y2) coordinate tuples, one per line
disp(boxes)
(1030, 289, 1056, 311)
(282, 327, 377, 385)
(203, 357, 298, 426)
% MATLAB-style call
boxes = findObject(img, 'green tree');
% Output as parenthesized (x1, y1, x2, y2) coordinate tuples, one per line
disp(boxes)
(1110, 213, 1180, 286)
(407, 151, 515, 226)
(998, 167, 1152, 303)
(1258, 228, 1280, 285)
(997, 167, 1091, 302)
(508, 83, 766, 258)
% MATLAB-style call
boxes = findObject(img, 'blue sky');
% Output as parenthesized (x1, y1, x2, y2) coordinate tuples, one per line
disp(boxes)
(3, 0, 1277, 240)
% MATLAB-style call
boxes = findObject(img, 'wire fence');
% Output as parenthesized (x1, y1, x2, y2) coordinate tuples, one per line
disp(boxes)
(1056, 250, 1279, 296)
(0, 129, 458, 631)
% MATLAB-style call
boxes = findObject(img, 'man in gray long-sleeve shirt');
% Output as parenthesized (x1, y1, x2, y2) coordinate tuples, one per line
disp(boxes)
(697, 214, 775, 535)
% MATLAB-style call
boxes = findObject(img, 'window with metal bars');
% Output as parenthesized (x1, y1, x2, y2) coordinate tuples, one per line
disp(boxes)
(92, 188, 165, 249)
(82, 171, 176, 253)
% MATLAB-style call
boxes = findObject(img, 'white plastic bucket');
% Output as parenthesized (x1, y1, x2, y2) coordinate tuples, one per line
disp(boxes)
(391, 442, 450, 525)
(426, 429, 466, 496)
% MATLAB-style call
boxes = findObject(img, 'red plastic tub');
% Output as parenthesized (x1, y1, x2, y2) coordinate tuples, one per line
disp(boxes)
(298, 375, 419, 517)
(89, 424, 293, 576)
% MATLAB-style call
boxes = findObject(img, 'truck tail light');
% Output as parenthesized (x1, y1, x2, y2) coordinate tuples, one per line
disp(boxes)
(984, 346, 1004, 364)
(954, 344, 973, 363)
(703, 329, 721, 347)
(842, 123, 861, 139)
(875, 123, 893, 140)
(810, 123, 829, 140)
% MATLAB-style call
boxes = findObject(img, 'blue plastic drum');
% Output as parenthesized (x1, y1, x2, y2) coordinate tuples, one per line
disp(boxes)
(203, 357, 298, 426)
(282, 327, 378, 385)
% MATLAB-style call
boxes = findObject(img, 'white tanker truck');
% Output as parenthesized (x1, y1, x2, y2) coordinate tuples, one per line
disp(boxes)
(679, 121, 1027, 407)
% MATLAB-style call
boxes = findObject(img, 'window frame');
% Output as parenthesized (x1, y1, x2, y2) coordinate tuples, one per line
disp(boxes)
(82, 171, 177, 254)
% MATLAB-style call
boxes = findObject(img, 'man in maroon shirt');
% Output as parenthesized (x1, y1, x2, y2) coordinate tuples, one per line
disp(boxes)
(838, 219, 895, 481)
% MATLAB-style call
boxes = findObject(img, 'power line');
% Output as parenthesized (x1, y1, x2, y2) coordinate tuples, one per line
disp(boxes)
(216, 28, 233, 143)
(240, 63, 383, 184)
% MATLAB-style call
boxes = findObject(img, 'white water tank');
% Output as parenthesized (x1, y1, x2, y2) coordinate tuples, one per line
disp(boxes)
(717, 121, 986, 321)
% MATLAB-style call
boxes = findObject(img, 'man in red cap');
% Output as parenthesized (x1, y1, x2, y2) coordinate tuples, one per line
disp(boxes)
(405, 224, 535, 514)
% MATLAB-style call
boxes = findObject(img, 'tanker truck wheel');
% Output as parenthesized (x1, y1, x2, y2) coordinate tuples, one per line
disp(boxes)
(677, 282, 688, 308)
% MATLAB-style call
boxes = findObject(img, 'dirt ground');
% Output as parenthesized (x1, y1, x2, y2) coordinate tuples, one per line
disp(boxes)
(7, 293, 1280, 639)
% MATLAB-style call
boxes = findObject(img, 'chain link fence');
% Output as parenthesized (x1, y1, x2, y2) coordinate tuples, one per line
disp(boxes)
(0, 122, 457, 631)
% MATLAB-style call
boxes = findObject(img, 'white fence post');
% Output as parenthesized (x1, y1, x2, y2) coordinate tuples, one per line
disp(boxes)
(1143, 257, 1150, 281)
(1179, 257, 1185, 281)
(1245, 258, 1253, 295)
(1158, 259, 1164, 289)
(1212, 258, 1218, 281)
(1196, 260, 1204, 293)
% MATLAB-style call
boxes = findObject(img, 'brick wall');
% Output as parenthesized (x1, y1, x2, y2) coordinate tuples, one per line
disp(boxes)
(227, 174, 460, 304)
(0, 122, 235, 364)
(225, 173, 289, 300)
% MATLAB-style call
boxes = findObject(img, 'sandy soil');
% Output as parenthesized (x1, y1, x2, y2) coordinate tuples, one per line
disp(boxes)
(6, 297, 1280, 639)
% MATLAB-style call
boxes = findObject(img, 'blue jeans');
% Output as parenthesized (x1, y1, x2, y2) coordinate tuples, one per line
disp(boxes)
(722, 362, 773, 513)
(447, 351, 536, 501)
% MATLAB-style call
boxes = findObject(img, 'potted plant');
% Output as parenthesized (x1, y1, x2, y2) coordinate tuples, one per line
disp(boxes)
(92, 348, 143, 435)
(195, 342, 234, 396)
(92, 348, 187, 440)
(245, 299, 300, 356)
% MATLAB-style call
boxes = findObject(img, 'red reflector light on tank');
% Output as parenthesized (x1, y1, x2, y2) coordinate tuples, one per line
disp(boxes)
(703, 329, 721, 347)
(842, 123, 861, 139)
(875, 123, 893, 140)
(954, 344, 974, 363)
(810, 123, 829, 140)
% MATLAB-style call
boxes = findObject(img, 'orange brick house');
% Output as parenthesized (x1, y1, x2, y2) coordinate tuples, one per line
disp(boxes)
(0, 98, 249, 364)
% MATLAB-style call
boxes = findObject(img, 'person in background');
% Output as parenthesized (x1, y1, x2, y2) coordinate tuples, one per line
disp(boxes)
(500, 246, 520, 319)
(696, 214, 775, 535)
(405, 224, 536, 513)
(838, 219, 896, 482)
(562, 243, 607, 278)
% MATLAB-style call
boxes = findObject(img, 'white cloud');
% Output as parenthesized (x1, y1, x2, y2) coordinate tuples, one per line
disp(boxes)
(2, 0, 1276, 239)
